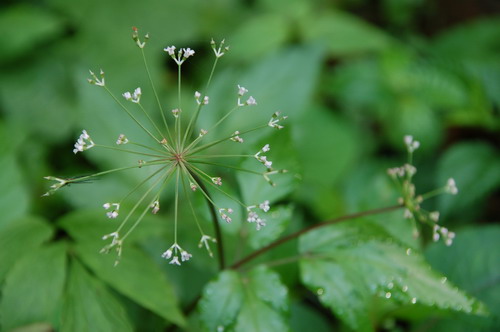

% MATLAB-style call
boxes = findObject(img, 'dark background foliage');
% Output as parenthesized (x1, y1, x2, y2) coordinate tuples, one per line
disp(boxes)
(0, 0, 499, 331)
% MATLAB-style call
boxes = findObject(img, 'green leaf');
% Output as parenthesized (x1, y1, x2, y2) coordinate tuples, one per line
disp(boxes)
(423, 225, 500, 331)
(0, 216, 53, 281)
(229, 14, 290, 62)
(199, 267, 289, 331)
(0, 124, 30, 227)
(74, 243, 185, 327)
(300, 11, 392, 56)
(436, 142, 500, 220)
(299, 222, 485, 332)
(0, 243, 66, 331)
(199, 270, 244, 331)
(247, 205, 292, 249)
(61, 259, 133, 332)
(0, 4, 64, 62)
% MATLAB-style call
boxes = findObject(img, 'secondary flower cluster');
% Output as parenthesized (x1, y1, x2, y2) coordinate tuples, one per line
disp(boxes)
(44, 29, 287, 266)
(388, 135, 458, 246)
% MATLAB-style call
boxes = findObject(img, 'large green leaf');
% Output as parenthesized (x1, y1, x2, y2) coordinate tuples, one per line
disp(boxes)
(61, 259, 133, 332)
(423, 226, 500, 331)
(0, 124, 30, 227)
(300, 11, 392, 56)
(199, 266, 289, 331)
(199, 271, 244, 332)
(0, 4, 65, 62)
(436, 142, 500, 220)
(0, 243, 66, 331)
(299, 221, 485, 332)
(0, 216, 53, 281)
(74, 243, 185, 327)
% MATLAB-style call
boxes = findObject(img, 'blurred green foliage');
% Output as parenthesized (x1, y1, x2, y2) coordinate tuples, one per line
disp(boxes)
(1, 0, 499, 331)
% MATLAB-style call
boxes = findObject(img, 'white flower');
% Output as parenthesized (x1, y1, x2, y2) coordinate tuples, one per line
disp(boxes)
(171, 108, 180, 118)
(203, 96, 209, 105)
(199, 129, 208, 137)
(404, 135, 420, 153)
(445, 178, 458, 195)
(262, 144, 270, 152)
(116, 134, 129, 145)
(103, 203, 120, 219)
(259, 200, 270, 212)
(230, 131, 244, 143)
(246, 96, 257, 106)
(164, 45, 176, 56)
(150, 200, 160, 214)
(218, 208, 233, 223)
(429, 211, 440, 222)
(237, 85, 248, 96)
(183, 48, 195, 58)
(212, 177, 222, 186)
(73, 130, 95, 154)
(268, 111, 287, 130)
(181, 250, 192, 261)
(123, 87, 141, 103)
(88, 69, 105, 87)
(169, 256, 181, 265)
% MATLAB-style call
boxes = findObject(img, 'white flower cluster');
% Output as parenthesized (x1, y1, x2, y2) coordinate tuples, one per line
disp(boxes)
(211, 177, 222, 186)
(268, 111, 287, 129)
(237, 84, 257, 106)
(116, 134, 128, 145)
(387, 164, 417, 179)
(404, 135, 420, 153)
(218, 208, 233, 223)
(246, 200, 270, 231)
(73, 130, 95, 154)
(122, 87, 142, 103)
(103, 202, 120, 219)
(255, 144, 272, 169)
(230, 131, 244, 143)
(194, 91, 209, 105)
(161, 243, 192, 265)
(432, 224, 456, 246)
(87, 69, 105, 87)
(211, 39, 229, 58)
(445, 178, 458, 195)
(150, 200, 160, 214)
(163, 46, 195, 65)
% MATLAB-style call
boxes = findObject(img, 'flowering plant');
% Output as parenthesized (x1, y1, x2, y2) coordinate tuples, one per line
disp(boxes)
(44, 28, 287, 266)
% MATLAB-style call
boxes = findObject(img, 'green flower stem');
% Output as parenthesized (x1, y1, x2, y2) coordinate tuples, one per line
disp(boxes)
(63, 162, 166, 183)
(103, 86, 161, 143)
(188, 169, 225, 270)
(188, 154, 253, 159)
(420, 187, 446, 201)
(180, 174, 205, 236)
(188, 160, 263, 176)
(95, 144, 165, 158)
(181, 56, 220, 148)
(129, 141, 172, 156)
(121, 166, 176, 240)
(117, 165, 172, 235)
(229, 204, 403, 270)
(185, 124, 268, 156)
(188, 164, 247, 209)
(118, 164, 169, 206)
(140, 48, 173, 142)
(137, 102, 168, 140)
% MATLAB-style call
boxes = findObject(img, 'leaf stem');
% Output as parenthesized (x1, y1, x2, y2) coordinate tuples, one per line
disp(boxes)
(229, 204, 403, 270)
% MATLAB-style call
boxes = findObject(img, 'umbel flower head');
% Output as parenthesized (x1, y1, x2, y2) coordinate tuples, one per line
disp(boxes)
(388, 135, 458, 246)
(43, 28, 287, 266)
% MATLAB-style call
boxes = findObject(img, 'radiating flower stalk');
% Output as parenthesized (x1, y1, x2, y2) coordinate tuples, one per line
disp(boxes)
(43, 28, 288, 267)
(387, 135, 458, 246)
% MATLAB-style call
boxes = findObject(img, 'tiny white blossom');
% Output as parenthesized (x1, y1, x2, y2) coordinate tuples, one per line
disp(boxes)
(103, 202, 120, 219)
(169, 256, 181, 265)
(230, 131, 244, 143)
(211, 39, 228, 58)
(212, 177, 222, 186)
(150, 200, 160, 214)
(164, 45, 176, 56)
(429, 211, 440, 222)
(404, 135, 420, 153)
(181, 250, 192, 262)
(246, 96, 257, 106)
(88, 69, 105, 87)
(259, 200, 270, 212)
(445, 178, 458, 195)
(268, 111, 287, 130)
(237, 85, 248, 96)
(199, 129, 208, 137)
(73, 130, 95, 154)
(183, 48, 195, 58)
(116, 134, 129, 145)
(171, 108, 181, 118)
